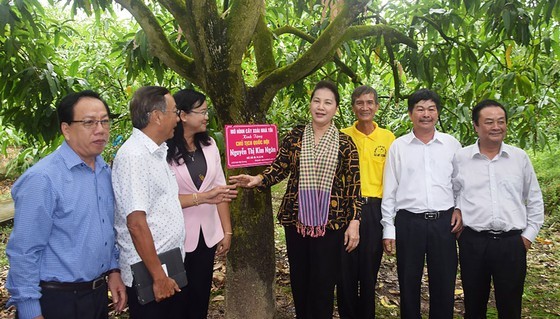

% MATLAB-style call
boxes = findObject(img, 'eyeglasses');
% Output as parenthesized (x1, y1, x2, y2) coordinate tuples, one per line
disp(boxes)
(190, 109, 209, 116)
(70, 119, 111, 129)
(147, 108, 181, 117)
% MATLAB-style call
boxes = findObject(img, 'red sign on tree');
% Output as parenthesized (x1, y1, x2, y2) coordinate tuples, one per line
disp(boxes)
(224, 124, 279, 169)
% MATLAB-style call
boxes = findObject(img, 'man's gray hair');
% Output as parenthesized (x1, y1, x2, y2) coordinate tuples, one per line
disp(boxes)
(130, 86, 170, 129)
(351, 85, 379, 106)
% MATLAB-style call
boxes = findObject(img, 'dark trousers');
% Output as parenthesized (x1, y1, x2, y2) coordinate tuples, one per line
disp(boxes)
(395, 209, 457, 319)
(338, 198, 384, 318)
(127, 282, 186, 319)
(458, 227, 527, 319)
(285, 225, 344, 319)
(29, 282, 108, 319)
(183, 229, 218, 319)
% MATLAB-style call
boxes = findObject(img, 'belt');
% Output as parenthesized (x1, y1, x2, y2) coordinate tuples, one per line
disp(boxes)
(361, 197, 381, 205)
(398, 208, 454, 220)
(468, 227, 523, 240)
(40, 275, 107, 291)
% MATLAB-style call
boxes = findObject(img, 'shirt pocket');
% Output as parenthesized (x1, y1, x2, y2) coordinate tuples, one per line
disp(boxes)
(499, 175, 523, 200)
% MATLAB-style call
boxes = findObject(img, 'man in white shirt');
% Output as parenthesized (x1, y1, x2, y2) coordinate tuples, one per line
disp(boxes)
(452, 99, 544, 319)
(112, 86, 186, 318)
(381, 88, 462, 319)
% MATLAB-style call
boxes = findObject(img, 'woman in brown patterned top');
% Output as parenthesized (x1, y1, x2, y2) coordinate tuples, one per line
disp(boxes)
(230, 80, 362, 319)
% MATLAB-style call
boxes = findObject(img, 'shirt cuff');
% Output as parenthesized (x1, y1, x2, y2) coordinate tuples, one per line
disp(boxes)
(521, 228, 537, 243)
(15, 299, 42, 319)
(382, 225, 396, 239)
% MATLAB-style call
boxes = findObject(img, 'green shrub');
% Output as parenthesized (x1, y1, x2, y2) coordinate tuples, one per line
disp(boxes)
(531, 143, 560, 222)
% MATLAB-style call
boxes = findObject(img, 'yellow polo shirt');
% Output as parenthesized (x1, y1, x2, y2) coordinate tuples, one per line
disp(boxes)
(341, 121, 395, 198)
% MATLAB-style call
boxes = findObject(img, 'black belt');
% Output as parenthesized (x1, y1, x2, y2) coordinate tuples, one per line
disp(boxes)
(361, 197, 381, 205)
(398, 208, 454, 220)
(40, 275, 107, 291)
(467, 227, 523, 240)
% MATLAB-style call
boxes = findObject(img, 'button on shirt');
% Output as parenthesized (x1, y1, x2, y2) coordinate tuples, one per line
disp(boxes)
(452, 142, 544, 242)
(112, 128, 185, 287)
(6, 142, 117, 319)
(381, 130, 461, 239)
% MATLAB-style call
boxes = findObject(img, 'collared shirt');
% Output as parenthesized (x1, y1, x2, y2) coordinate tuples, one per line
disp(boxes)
(259, 125, 362, 229)
(381, 130, 461, 239)
(6, 142, 117, 319)
(452, 142, 544, 242)
(341, 121, 395, 198)
(112, 128, 185, 287)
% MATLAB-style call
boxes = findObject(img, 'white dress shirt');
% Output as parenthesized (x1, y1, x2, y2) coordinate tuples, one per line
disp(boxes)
(381, 130, 461, 239)
(452, 142, 544, 242)
(112, 128, 185, 287)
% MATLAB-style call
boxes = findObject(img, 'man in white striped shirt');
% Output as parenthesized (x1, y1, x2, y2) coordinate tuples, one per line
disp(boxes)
(452, 99, 544, 319)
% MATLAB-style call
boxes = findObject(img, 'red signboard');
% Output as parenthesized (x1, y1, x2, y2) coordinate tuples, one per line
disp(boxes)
(225, 124, 279, 169)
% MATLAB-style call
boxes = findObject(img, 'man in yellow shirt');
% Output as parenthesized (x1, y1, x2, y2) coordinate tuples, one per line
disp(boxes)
(338, 85, 395, 318)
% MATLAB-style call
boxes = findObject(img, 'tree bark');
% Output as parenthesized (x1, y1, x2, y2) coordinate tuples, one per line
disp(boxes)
(225, 166, 276, 318)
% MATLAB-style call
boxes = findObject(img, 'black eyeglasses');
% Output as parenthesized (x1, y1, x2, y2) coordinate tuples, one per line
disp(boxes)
(70, 119, 111, 129)
(159, 108, 181, 116)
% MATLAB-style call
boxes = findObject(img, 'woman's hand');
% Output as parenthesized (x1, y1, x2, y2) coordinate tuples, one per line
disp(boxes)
(229, 174, 263, 188)
(344, 220, 360, 252)
(216, 232, 232, 256)
(203, 185, 238, 204)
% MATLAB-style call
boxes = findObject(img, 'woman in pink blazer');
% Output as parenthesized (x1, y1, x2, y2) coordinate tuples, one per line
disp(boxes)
(166, 89, 236, 318)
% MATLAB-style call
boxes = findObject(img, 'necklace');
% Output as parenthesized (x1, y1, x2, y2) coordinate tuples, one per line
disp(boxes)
(186, 147, 197, 162)
(186, 151, 195, 162)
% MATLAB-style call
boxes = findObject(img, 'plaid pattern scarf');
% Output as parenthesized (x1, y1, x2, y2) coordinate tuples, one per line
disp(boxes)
(297, 122, 339, 237)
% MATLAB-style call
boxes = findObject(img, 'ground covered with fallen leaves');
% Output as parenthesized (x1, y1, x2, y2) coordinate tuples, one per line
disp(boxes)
(0, 174, 558, 317)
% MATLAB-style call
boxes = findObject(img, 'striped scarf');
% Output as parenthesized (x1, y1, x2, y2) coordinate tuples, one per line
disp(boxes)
(297, 122, 339, 237)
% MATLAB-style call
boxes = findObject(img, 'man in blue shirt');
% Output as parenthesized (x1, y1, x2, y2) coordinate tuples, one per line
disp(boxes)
(6, 91, 127, 319)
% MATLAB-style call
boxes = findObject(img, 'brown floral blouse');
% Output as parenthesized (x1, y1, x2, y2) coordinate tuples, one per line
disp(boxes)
(260, 125, 362, 230)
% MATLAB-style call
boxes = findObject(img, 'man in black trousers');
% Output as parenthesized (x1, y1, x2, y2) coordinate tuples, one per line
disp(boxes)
(452, 99, 544, 318)
(381, 89, 463, 319)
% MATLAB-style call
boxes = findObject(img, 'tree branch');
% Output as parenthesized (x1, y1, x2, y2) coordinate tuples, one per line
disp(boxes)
(272, 26, 361, 83)
(225, 0, 264, 66)
(342, 25, 417, 49)
(115, 0, 198, 84)
(253, 12, 276, 79)
(384, 36, 401, 103)
(253, 0, 369, 95)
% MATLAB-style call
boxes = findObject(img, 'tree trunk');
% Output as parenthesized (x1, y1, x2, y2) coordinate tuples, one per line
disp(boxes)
(225, 167, 276, 318)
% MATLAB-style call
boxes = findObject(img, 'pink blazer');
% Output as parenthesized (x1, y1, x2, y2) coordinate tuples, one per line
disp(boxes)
(170, 138, 226, 253)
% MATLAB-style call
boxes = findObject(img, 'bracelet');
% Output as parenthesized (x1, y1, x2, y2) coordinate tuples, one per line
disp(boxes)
(225, 232, 233, 236)
(193, 193, 199, 206)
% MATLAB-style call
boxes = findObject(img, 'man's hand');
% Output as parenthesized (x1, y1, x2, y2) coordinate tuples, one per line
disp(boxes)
(344, 220, 360, 252)
(521, 236, 532, 251)
(383, 239, 396, 255)
(153, 276, 181, 302)
(450, 208, 463, 233)
(107, 272, 127, 313)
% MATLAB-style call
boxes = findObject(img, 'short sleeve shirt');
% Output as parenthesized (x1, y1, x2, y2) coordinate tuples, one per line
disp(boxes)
(112, 128, 185, 286)
(341, 121, 395, 198)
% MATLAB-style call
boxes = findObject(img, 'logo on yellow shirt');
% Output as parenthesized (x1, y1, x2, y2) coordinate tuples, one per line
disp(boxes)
(374, 145, 387, 158)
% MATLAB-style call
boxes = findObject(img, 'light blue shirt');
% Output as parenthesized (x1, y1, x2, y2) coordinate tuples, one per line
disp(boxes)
(6, 141, 118, 319)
